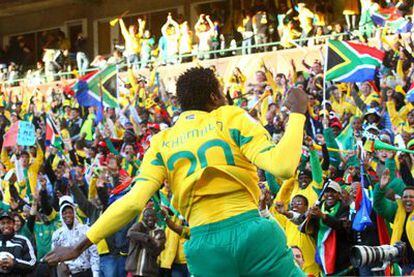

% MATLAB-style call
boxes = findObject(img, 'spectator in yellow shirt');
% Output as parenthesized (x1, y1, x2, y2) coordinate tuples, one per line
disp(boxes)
(330, 86, 356, 118)
(119, 18, 144, 70)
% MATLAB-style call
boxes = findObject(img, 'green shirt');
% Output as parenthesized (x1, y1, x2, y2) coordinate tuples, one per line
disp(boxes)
(34, 217, 60, 260)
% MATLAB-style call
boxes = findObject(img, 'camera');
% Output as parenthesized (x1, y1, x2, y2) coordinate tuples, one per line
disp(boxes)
(350, 242, 406, 271)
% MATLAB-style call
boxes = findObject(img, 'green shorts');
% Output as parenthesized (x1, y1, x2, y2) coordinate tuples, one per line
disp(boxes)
(184, 210, 304, 277)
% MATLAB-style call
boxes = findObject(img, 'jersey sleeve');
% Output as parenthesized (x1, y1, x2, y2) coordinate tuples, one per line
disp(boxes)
(229, 108, 305, 179)
(86, 135, 167, 244)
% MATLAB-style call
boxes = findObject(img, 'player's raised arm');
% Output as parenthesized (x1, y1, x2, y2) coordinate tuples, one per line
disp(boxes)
(234, 88, 308, 179)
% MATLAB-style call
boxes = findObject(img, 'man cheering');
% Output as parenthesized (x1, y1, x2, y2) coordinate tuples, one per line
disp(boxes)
(46, 67, 308, 276)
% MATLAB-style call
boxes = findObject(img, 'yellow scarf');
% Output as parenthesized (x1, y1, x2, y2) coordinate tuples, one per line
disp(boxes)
(390, 199, 414, 249)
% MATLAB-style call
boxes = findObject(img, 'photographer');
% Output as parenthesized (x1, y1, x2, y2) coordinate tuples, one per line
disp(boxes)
(373, 169, 414, 275)
(0, 212, 36, 276)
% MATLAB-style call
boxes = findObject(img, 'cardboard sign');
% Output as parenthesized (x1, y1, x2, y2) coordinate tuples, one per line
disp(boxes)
(17, 121, 36, 146)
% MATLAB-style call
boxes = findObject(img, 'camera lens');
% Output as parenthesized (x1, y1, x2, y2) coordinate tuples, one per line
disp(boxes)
(350, 246, 363, 267)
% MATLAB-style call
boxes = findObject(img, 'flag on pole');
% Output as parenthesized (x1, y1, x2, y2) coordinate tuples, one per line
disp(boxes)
(71, 65, 119, 109)
(45, 114, 63, 149)
(371, 7, 401, 26)
(371, 7, 412, 33)
(325, 40, 384, 83)
(94, 77, 105, 125)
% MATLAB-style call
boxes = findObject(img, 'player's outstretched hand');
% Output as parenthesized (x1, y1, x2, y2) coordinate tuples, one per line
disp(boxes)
(284, 88, 308, 114)
(44, 246, 81, 265)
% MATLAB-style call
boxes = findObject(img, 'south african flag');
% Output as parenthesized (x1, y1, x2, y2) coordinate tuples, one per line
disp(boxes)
(72, 64, 119, 109)
(325, 40, 384, 83)
(45, 114, 63, 149)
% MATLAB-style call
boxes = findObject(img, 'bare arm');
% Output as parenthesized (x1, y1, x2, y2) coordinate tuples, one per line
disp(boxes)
(138, 18, 146, 37)
(119, 18, 129, 39)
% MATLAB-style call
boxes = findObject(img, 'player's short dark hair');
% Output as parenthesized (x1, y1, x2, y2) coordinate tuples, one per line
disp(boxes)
(176, 67, 220, 111)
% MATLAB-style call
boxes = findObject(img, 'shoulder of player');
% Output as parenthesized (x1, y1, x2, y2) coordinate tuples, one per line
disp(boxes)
(214, 105, 256, 126)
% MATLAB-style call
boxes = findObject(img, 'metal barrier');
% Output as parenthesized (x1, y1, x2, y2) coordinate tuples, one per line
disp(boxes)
(0, 32, 349, 86)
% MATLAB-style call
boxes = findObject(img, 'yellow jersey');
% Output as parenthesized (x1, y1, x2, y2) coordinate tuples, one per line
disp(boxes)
(86, 105, 305, 244)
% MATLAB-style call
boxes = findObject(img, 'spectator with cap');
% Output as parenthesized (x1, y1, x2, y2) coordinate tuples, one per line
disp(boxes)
(304, 180, 353, 275)
(0, 211, 36, 276)
(325, 112, 343, 138)
(362, 108, 383, 129)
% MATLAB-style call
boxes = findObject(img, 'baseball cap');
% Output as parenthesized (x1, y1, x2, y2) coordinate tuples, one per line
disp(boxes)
(326, 180, 342, 194)
(0, 212, 14, 221)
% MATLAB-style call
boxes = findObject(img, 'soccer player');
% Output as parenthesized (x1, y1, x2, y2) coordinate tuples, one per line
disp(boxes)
(45, 67, 308, 276)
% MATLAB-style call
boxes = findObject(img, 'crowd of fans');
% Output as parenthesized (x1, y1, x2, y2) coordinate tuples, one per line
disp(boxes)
(1, 0, 412, 85)
(0, 1, 413, 277)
